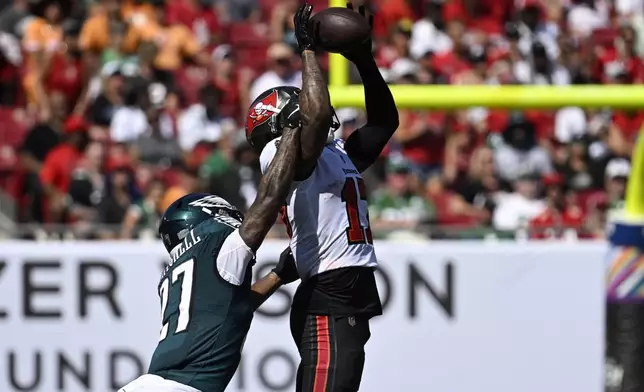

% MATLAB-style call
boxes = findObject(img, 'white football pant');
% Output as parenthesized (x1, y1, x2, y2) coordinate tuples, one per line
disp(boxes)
(118, 374, 201, 392)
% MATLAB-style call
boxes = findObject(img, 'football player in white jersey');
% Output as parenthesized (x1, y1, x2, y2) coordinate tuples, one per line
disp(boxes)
(245, 3, 398, 391)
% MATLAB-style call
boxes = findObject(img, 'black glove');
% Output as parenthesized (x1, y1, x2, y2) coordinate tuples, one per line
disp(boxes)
(272, 247, 299, 284)
(342, 2, 375, 65)
(293, 3, 318, 52)
(277, 96, 302, 130)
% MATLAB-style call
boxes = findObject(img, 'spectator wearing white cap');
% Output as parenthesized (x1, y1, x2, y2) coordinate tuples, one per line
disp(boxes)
(606, 158, 631, 178)
(585, 157, 630, 225)
(389, 57, 420, 84)
(582, 157, 630, 226)
(383, 57, 433, 84)
(249, 42, 301, 101)
(555, 106, 588, 144)
(605, 158, 630, 207)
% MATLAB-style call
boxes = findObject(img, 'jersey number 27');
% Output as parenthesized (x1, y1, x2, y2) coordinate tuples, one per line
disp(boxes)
(158, 258, 195, 342)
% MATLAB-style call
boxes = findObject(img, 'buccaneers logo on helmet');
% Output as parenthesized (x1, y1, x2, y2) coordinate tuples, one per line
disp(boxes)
(246, 90, 281, 136)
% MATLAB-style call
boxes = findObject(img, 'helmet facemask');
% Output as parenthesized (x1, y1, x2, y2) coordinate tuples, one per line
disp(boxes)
(327, 108, 341, 143)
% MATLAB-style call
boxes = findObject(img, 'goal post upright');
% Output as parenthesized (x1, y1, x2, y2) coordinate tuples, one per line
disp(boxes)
(328, 0, 349, 87)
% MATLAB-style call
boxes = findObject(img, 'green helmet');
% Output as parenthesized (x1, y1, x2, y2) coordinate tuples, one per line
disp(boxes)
(158, 193, 244, 253)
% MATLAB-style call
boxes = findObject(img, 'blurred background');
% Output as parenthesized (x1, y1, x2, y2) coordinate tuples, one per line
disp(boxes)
(0, 0, 640, 241)
(0, 1, 629, 390)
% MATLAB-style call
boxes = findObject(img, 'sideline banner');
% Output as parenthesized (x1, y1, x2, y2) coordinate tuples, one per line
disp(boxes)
(0, 241, 605, 392)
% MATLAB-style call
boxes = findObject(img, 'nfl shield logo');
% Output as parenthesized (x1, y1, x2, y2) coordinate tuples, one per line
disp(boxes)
(348, 317, 356, 327)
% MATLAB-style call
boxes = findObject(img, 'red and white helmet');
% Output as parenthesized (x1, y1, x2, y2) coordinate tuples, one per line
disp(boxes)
(245, 86, 340, 154)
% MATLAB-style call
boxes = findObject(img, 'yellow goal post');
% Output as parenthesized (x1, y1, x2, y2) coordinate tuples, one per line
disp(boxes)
(326, 0, 644, 217)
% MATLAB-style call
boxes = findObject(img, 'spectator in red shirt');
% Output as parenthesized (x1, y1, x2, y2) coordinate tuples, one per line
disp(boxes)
(431, 20, 471, 81)
(608, 108, 644, 156)
(529, 173, 585, 239)
(595, 24, 644, 84)
(39, 115, 90, 222)
(376, 19, 413, 68)
(388, 58, 445, 178)
(47, 20, 83, 111)
(166, 0, 221, 49)
(443, 0, 512, 35)
(425, 173, 490, 229)
(210, 44, 253, 120)
(451, 47, 488, 84)
(373, 0, 417, 40)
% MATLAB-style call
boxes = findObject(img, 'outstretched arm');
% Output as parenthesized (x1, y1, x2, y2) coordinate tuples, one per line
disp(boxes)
(250, 272, 282, 310)
(343, 59, 399, 172)
(251, 247, 299, 310)
(239, 126, 301, 252)
(293, 4, 333, 180)
(342, 4, 399, 173)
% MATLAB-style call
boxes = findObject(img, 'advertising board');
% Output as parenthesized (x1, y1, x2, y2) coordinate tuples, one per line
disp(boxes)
(0, 241, 605, 391)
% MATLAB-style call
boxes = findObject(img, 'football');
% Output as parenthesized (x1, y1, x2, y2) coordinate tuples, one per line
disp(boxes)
(309, 7, 370, 53)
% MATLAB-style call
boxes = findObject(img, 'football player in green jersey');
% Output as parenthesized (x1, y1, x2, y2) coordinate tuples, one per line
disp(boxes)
(118, 124, 302, 392)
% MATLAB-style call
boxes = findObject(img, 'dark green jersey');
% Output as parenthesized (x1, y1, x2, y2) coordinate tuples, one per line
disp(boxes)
(148, 218, 254, 392)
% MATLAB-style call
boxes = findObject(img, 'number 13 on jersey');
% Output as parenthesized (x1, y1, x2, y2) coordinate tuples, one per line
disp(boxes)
(342, 177, 373, 245)
(280, 177, 374, 245)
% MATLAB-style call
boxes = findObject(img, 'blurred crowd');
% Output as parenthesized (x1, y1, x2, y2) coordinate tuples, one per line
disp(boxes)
(0, 0, 641, 240)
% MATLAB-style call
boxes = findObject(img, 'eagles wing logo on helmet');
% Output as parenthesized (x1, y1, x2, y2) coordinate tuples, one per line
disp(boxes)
(189, 195, 235, 210)
(246, 90, 281, 136)
(189, 195, 242, 228)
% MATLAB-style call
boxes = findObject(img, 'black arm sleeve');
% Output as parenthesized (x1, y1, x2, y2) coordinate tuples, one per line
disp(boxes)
(343, 124, 393, 172)
(344, 60, 399, 173)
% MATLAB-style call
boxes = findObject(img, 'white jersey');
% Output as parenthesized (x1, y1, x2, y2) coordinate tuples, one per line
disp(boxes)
(260, 138, 378, 279)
